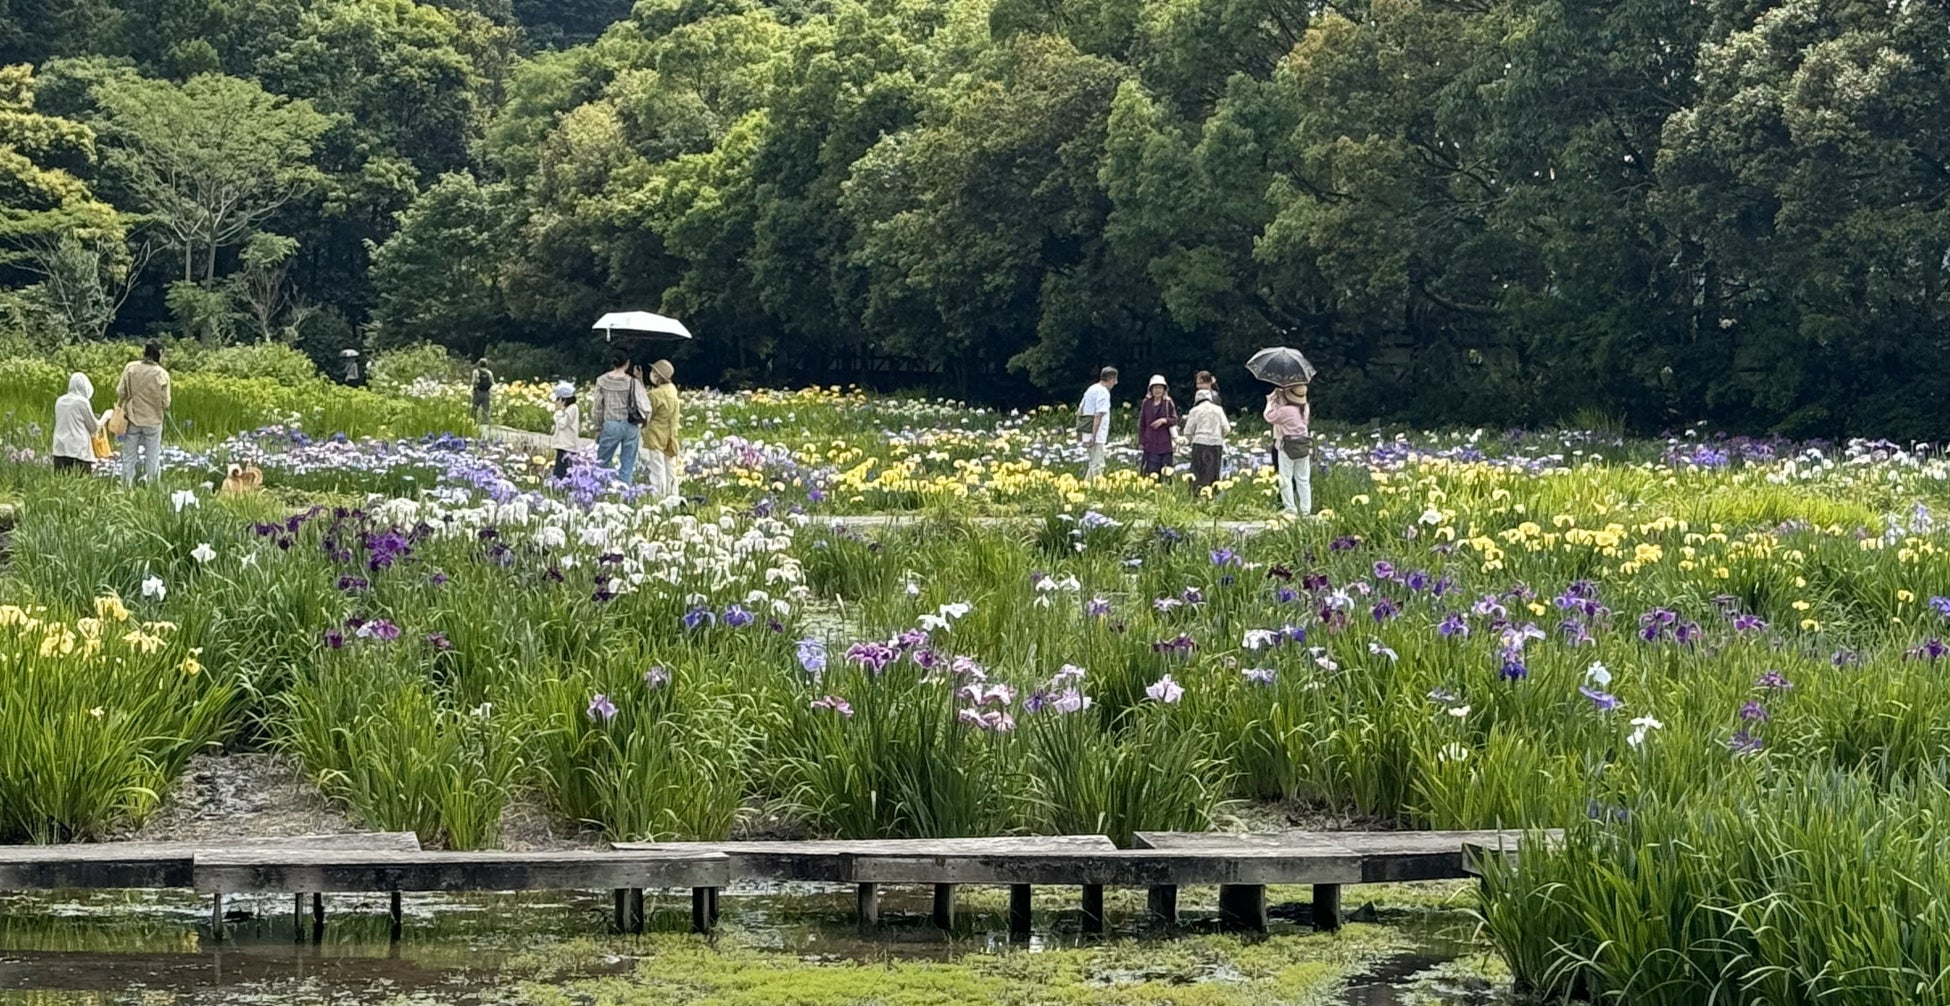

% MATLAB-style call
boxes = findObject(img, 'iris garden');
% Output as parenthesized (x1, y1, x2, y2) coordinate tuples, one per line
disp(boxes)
(4, 353, 1950, 1003)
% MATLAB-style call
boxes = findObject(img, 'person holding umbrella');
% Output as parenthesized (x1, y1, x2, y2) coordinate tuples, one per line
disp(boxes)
(592, 350, 652, 483)
(340, 349, 362, 387)
(1263, 383, 1312, 515)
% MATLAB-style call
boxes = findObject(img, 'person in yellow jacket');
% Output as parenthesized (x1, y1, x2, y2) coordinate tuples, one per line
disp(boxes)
(642, 359, 682, 500)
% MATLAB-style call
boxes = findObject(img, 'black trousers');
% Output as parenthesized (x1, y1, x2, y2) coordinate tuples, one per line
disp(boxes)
(553, 449, 571, 478)
(53, 455, 93, 473)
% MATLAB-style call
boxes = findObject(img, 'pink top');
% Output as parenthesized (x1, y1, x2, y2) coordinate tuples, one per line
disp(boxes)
(1263, 394, 1310, 438)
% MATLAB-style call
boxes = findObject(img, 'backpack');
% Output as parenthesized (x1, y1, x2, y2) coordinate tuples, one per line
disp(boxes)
(474, 369, 493, 393)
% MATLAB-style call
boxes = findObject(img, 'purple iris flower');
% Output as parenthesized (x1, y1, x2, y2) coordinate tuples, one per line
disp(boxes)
(1579, 686, 1622, 712)
(1738, 700, 1769, 722)
(1437, 612, 1470, 638)
(1908, 639, 1947, 662)
(846, 641, 898, 673)
(644, 666, 671, 689)
(1731, 613, 1766, 633)
(683, 606, 715, 630)
(797, 638, 827, 676)
(1499, 659, 1529, 681)
(722, 605, 755, 628)
(587, 693, 618, 723)
(1371, 598, 1401, 622)
(1755, 669, 1793, 690)
(322, 629, 345, 650)
(1727, 729, 1763, 755)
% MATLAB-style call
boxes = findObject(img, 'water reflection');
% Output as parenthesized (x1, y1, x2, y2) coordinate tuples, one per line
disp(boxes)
(0, 886, 1508, 1004)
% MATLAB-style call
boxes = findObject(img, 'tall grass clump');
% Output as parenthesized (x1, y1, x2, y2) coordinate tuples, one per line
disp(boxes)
(0, 597, 232, 841)
(1480, 767, 1950, 1005)
(276, 640, 526, 849)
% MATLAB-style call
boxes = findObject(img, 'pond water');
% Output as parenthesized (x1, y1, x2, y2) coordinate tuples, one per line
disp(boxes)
(0, 885, 1516, 1005)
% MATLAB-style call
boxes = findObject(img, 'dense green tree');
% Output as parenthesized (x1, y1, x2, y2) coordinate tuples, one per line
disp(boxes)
(368, 171, 512, 352)
(90, 71, 329, 285)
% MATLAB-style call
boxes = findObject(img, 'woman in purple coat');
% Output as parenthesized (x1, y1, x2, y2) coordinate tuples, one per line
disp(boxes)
(1138, 375, 1179, 477)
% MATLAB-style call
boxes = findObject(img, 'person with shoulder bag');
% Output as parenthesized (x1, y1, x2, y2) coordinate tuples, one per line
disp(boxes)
(1076, 367, 1117, 481)
(115, 341, 171, 487)
(591, 351, 651, 483)
(1263, 383, 1313, 515)
(51, 372, 111, 474)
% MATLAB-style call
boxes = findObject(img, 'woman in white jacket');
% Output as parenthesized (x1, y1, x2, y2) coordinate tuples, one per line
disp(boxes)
(1181, 389, 1231, 496)
(51, 372, 107, 473)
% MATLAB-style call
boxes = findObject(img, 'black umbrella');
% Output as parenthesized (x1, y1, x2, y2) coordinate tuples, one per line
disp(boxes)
(1245, 346, 1316, 386)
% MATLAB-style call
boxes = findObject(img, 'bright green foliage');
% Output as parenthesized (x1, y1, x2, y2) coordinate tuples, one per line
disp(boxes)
(0, 64, 119, 263)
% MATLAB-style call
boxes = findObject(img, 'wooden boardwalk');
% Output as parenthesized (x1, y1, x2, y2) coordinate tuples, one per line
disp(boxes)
(0, 829, 1553, 939)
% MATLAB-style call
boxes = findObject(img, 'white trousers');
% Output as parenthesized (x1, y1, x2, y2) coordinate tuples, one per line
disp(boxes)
(1277, 451, 1312, 515)
(1084, 442, 1105, 482)
(642, 452, 681, 500)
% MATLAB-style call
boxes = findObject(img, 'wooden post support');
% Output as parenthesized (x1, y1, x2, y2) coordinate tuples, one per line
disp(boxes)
(1080, 885, 1105, 934)
(1217, 884, 1267, 933)
(613, 889, 629, 932)
(629, 888, 646, 934)
(209, 893, 224, 940)
(1146, 886, 1178, 928)
(1008, 884, 1033, 937)
(312, 892, 325, 929)
(856, 883, 880, 931)
(389, 891, 403, 940)
(1311, 883, 1342, 931)
(691, 887, 719, 933)
(293, 893, 305, 937)
(931, 884, 957, 930)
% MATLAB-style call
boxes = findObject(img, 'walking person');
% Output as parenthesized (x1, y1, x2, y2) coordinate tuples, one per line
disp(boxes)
(1076, 367, 1117, 481)
(592, 351, 651, 483)
(549, 382, 580, 479)
(115, 342, 170, 487)
(1182, 388, 1230, 497)
(51, 372, 109, 474)
(471, 358, 494, 426)
(1263, 383, 1313, 515)
(340, 350, 362, 386)
(1138, 375, 1179, 477)
(643, 359, 682, 500)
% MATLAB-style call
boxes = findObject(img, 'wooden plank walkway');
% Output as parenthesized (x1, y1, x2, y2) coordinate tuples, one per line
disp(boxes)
(1132, 829, 1555, 931)
(614, 835, 1119, 932)
(0, 833, 420, 889)
(193, 849, 729, 937)
(2, 830, 1552, 940)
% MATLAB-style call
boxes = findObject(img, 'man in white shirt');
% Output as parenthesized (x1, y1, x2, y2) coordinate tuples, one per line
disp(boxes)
(1076, 366, 1117, 481)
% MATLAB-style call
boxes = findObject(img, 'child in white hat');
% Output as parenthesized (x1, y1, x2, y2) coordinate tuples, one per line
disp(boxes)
(549, 381, 580, 479)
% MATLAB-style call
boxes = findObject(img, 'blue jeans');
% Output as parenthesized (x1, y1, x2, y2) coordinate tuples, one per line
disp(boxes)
(123, 425, 162, 487)
(596, 420, 640, 483)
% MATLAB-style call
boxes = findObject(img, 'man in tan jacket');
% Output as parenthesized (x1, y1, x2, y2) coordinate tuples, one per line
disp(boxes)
(643, 359, 681, 500)
(115, 341, 171, 487)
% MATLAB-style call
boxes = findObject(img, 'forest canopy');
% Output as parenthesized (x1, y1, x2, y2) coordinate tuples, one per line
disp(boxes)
(2, 0, 1946, 436)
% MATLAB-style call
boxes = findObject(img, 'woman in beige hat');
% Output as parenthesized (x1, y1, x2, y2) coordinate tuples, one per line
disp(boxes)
(643, 359, 682, 499)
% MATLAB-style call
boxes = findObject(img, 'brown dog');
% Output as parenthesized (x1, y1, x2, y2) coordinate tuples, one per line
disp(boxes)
(220, 463, 264, 495)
